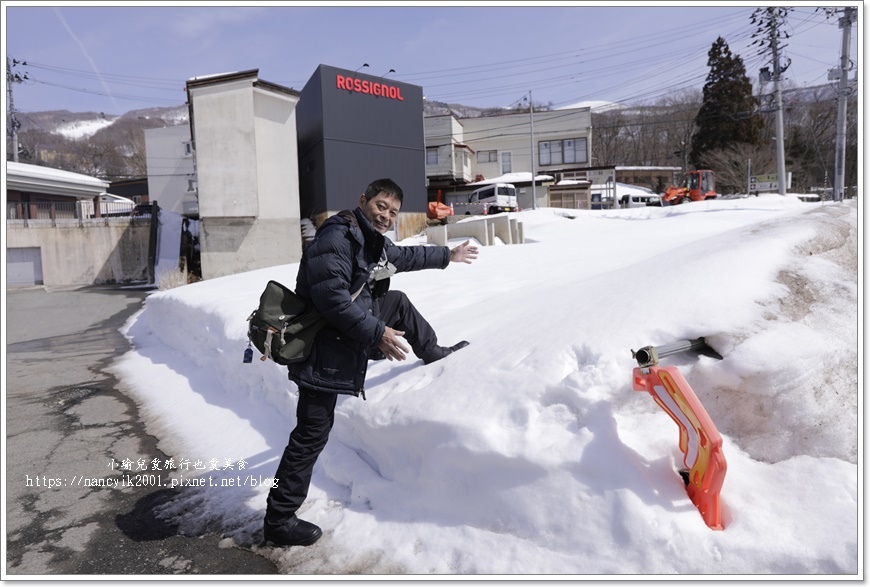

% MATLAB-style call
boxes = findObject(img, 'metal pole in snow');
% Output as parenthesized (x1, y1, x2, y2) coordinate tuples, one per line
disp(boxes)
(833, 7, 855, 202)
(529, 90, 537, 210)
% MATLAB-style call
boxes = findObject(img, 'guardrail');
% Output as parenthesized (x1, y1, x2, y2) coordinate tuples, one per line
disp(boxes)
(6, 201, 153, 227)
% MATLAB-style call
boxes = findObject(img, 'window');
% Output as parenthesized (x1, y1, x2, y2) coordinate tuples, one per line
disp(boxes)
(426, 147, 439, 166)
(477, 150, 498, 164)
(539, 141, 552, 166)
(183, 141, 193, 157)
(187, 178, 198, 193)
(501, 151, 512, 174)
(564, 139, 576, 164)
(539, 138, 588, 166)
(568, 138, 588, 164)
(471, 186, 496, 202)
(548, 141, 565, 165)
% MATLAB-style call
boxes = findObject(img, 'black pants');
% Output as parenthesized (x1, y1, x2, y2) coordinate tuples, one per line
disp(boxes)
(373, 289, 438, 357)
(265, 388, 336, 523)
(265, 290, 437, 523)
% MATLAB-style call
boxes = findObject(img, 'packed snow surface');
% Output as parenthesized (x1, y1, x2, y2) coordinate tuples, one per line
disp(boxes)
(111, 194, 859, 577)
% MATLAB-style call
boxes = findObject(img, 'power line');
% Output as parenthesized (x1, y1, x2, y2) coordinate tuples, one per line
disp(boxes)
(22, 60, 184, 90)
(10, 5, 846, 135)
(1, 8, 761, 112)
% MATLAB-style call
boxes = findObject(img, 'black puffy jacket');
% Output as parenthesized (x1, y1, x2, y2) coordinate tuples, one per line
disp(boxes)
(287, 207, 450, 396)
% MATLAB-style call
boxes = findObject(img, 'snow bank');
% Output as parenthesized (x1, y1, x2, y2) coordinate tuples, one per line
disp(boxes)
(111, 194, 858, 576)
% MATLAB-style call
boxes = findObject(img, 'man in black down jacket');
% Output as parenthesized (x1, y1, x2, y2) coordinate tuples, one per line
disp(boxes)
(263, 178, 478, 547)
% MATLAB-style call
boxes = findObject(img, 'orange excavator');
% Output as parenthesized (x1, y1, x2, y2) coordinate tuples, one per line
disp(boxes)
(662, 170, 718, 205)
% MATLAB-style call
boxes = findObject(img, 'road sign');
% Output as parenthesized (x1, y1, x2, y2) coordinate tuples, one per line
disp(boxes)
(749, 173, 792, 192)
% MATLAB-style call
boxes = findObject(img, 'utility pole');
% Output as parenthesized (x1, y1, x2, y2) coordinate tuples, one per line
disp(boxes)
(832, 7, 856, 202)
(768, 8, 787, 196)
(6, 57, 29, 163)
(747, 157, 752, 195)
(528, 90, 537, 210)
(7, 57, 20, 162)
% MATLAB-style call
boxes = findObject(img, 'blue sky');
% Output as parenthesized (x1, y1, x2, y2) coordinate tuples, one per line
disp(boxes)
(4, 2, 860, 116)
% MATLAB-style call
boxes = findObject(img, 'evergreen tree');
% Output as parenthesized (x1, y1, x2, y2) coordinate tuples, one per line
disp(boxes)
(689, 37, 762, 169)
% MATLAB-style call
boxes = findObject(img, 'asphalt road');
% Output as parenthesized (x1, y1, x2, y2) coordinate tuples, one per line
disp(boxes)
(5, 285, 278, 577)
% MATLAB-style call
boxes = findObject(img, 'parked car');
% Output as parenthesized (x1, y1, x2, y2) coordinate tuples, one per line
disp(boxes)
(620, 193, 662, 208)
(452, 183, 518, 216)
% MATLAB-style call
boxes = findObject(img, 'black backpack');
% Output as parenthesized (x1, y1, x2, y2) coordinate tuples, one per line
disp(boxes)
(246, 280, 328, 365)
(246, 279, 368, 365)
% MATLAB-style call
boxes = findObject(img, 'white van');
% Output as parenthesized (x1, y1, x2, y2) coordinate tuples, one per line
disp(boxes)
(620, 193, 662, 208)
(452, 183, 518, 215)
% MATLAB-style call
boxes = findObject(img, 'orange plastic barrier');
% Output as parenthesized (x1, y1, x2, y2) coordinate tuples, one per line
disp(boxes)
(632, 365, 726, 530)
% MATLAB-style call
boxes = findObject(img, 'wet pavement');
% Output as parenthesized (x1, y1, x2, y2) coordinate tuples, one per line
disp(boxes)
(4, 285, 278, 576)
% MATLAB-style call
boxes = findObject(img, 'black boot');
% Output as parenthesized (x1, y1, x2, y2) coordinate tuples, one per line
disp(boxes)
(263, 515, 322, 547)
(420, 341, 469, 365)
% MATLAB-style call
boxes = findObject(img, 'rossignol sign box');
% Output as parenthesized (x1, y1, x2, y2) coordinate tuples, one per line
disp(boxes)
(297, 64, 425, 217)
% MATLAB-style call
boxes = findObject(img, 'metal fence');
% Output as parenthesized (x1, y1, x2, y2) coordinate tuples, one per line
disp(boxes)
(6, 201, 153, 227)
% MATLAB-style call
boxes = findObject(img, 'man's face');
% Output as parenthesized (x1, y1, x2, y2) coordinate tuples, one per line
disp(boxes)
(358, 192, 401, 234)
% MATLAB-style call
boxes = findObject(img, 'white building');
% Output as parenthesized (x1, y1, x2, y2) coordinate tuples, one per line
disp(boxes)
(423, 115, 474, 187)
(424, 107, 593, 210)
(144, 124, 197, 217)
(184, 70, 303, 280)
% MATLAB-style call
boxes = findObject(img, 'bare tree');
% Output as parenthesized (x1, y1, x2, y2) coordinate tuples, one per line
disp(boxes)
(658, 89, 702, 174)
(591, 108, 627, 166)
(591, 90, 701, 176)
(703, 142, 776, 194)
(122, 126, 149, 178)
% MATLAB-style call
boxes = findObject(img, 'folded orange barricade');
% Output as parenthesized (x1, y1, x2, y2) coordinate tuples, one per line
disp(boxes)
(631, 338, 726, 530)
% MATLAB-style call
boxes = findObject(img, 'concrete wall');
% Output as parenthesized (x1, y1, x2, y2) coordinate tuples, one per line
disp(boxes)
(7, 220, 150, 286)
(426, 215, 524, 247)
(190, 79, 260, 219)
(198, 217, 300, 280)
(253, 88, 301, 222)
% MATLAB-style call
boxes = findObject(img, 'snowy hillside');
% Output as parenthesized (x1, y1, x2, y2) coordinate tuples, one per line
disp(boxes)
(17, 105, 190, 138)
(55, 116, 118, 140)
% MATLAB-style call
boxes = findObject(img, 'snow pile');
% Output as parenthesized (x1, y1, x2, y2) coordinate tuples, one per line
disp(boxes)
(111, 194, 858, 576)
(152, 209, 184, 286)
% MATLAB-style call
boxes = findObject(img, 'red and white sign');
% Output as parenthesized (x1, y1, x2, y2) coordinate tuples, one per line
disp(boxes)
(336, 75, 404, 101)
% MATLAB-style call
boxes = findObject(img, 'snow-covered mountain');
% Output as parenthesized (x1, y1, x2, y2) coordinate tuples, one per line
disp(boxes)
(18, 105, 190, 140)
(17, 100, 490, 141)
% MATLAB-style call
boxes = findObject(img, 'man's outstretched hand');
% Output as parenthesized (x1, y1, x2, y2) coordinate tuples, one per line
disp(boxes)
(450, 240, 479, 264)
(378, 326, 410, 361)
